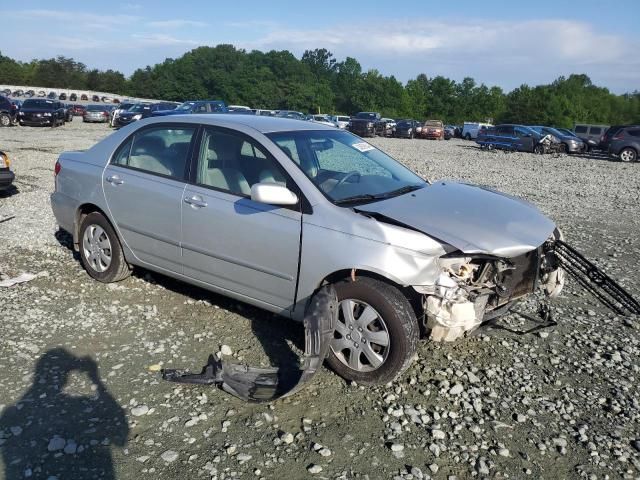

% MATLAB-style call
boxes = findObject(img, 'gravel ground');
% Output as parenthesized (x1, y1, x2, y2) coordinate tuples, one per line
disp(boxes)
(1, 121, 639, 480)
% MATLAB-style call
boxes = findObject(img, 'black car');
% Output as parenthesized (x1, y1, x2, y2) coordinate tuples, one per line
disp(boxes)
(47, 91, 57, 99)
(394, 119, 421, 139)
(0, 95, 18, 127)
(349, 112, 381, 137)
(92, 95, 100, 102)
(18, 99, 66, 127)
(69, 93, 78, 102)
(115, 102, 177, 127)
(59, 93, 67, 101)
(62, 104, 74, 122)
(0, 151, 15, 191)
(608, 126, 640, 162)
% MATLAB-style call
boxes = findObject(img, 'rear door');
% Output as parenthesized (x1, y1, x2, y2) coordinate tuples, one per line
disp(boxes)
(514, 126, 535, 151)
(180, 126, 302, 311)
(102, 124, 196, 273)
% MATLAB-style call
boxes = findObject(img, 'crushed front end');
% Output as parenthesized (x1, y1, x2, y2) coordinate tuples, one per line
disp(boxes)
(414, 232, 565, 341)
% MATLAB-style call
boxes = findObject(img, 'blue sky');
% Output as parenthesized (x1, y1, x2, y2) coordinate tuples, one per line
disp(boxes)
(2, 0, 639, 93)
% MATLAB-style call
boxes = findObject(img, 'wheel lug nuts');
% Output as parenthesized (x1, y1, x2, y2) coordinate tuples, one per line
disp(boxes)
(354, 343, 359, 348)
(346, 335, 351, 340)
(349, 326, 353, 330)
(358, 327, 363, 332)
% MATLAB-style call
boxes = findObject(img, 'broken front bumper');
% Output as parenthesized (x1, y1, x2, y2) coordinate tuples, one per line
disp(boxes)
(162, 286, 338, 403)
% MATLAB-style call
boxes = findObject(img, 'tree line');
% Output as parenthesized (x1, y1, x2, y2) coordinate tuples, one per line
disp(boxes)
(1, 46, 638, 127)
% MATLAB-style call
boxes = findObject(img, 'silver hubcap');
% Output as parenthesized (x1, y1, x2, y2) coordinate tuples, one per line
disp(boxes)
(82, 225, 112, 272)
(620, 150, 634, 162)
(0, 116, 9, 126)
(331, 299, 390, 372)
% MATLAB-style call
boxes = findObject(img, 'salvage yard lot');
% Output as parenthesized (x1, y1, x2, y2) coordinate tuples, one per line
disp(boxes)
(1, 121, 639, 479)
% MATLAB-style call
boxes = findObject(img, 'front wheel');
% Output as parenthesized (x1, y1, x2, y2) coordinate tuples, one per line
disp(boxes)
(79, 212, 131, 283)
(464, 133, 471, 141)
(533, 144, 545, 154)
(619, 147, 637, 162)
(327, 278, 419, 385)
(0, 113, 10, 127)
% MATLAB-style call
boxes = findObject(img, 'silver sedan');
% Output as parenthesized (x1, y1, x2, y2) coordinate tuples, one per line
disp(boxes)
(51, 114, 564, 384)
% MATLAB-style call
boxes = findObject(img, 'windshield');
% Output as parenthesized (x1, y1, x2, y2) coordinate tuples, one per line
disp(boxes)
(266, 130, 426, 205)
(23, 99, 55, 109)
(176, 102, 196, 111)
(544, 127, 565, 137)
(127, 104, 149, 113)
(86, 105, 105, 112)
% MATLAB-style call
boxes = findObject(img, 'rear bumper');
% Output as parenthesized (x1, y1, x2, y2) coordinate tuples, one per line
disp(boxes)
(0, 169, 15, 190)
(50, 191, 76, 234)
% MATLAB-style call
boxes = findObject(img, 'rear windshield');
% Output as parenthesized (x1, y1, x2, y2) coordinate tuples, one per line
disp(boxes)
(23, 99, 56, 109)
(86, 105, 105, 112)
(355, 112, 378, 120)
(574, 126, 587, 133)
(590, 127, 602, 135)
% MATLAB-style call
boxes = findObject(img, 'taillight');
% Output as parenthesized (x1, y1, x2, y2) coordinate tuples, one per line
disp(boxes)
(103, 111, 108, 117)
(54, 160, 61, 176)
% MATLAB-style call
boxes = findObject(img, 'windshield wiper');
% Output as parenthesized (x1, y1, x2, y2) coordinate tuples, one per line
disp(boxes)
(334, 194, 379, 205)
(377, 184, 424, 199)
(334, 184, 424, 206)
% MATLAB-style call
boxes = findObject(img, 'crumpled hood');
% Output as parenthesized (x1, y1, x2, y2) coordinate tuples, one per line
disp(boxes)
(357, 181, 556, 257)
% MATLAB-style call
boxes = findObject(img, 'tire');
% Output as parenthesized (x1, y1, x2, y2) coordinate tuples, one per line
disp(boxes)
(464, 133, 471, 141)
(326, 277, 419, 385)
(0, 113, 10, 127)
(559, 143, 568, 154)
(409, 130, 414, 139)
(78, 212, 131, 283)
(619, 147, 637, 162)
(533, 144, 544, 154)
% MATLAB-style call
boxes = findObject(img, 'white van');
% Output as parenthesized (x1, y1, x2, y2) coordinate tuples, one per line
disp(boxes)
(331, 115, 351, 129)
(462, 122, 492, 140)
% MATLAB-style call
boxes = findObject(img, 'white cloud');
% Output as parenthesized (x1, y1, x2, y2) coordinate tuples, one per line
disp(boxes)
(130, 33, 199, 47)
(13, 9, 138, 28)
(147, 19, 207, 28)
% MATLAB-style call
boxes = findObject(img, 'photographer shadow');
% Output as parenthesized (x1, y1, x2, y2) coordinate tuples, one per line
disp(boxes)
(0, 348, 128, 480)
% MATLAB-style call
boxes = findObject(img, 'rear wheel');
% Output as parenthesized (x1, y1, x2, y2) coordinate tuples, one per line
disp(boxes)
(327, 278, 419, 385)
(0, 113, 10, 127)
(464, 133, 471, 140)
(534, 144, 545, 154)
(79, 212, 131, 283)
(619, 147, 637, 162)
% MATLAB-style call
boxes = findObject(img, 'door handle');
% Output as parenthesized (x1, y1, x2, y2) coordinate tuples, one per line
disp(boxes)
(184, 195, 208, 208)
(106, 175, 124, 185)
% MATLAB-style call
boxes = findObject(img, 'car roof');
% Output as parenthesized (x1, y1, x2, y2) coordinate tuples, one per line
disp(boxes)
(143, 113, 335, 133)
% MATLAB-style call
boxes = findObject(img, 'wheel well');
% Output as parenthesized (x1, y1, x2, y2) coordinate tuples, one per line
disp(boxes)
(321, 269, 426, 335)
(74, 204, 110, 248)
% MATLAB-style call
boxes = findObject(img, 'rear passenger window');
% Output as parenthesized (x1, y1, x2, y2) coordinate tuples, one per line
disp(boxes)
(628, 129, 640, 137)
(575, 126, 587, 134)
(116, 127, 194, 179)
(590, 127, 602, 135)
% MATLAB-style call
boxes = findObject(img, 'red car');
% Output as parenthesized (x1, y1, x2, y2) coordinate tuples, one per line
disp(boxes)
(420, 120, 445, 140)
(71, 105, 86, 116)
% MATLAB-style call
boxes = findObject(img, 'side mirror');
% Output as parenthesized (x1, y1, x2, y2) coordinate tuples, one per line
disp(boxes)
(251, 182, 298, 206)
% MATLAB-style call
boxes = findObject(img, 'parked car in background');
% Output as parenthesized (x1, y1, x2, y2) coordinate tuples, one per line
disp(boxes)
(50, 115, 566, 384)
(608, 126, 640, 162)
(0, 95, 18, 127)
(71, 105, 86, 116)
(275, 110, 306, 120)
(349, 112, 381, 137)
(37, 90, 46, 97)
(394, 119, 421, 139)
(573, 124, 608, 149)
(59, 93, 67, 101)
(309, 114, 335, 127)
(69, 93, 78, 102)
(62, 104, 74, 122)
(18, 99, 66, 127)
(476, 124, 560, 153)
(599, 125, 639, 152)
(110, 102, 136, 127)
(83, 104, 110, 123)
(420, 120, 445, 140)
(378, 118, 396, 137)
(529, 126, 586, 153)
(228, 105, 252, 113)
(252, 109, 276, 116)
(47, 91, 57, 99)
(444, 125, 455, 140)
(25, 90, 35, 98)
(91, 95, 100, 102)
(152, 100, 228, 117)
(462, 121, 492, 140)
(0, 151, 15, 191)
(12, 89, 24, 97)
(1, 89, 11, 96)
(80, 94, 88, 101)
(331, 115, 350, 129)
(116, 102, 177, 127)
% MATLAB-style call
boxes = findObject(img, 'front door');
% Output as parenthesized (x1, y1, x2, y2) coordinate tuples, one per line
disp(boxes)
(102, 124, 196, 273)
(180, 127, 302, 311)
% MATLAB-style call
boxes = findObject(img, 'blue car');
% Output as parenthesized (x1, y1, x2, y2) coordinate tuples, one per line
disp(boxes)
(476, 124, 560, 154)
(152, 100, 228, 117)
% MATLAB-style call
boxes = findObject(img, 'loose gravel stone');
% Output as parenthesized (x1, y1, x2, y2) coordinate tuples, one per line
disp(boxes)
(161, 450, 179, 463)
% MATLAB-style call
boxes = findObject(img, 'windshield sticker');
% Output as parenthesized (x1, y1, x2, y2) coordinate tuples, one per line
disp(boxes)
(351, 142, 375, 152)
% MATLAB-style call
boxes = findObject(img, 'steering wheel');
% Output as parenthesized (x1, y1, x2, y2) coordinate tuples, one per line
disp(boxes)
(334, 171, 361, 189)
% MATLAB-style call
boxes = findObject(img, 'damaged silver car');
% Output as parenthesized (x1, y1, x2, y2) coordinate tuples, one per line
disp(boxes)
(51, 115, 568, 385)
